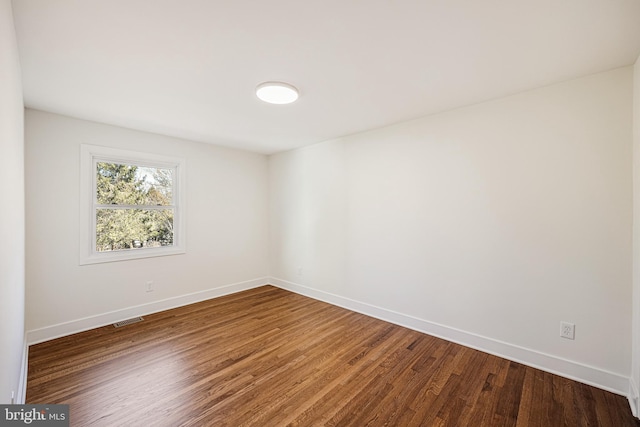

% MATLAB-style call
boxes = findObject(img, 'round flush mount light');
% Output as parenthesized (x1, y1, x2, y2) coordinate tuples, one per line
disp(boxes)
(256, 81, 299, 104)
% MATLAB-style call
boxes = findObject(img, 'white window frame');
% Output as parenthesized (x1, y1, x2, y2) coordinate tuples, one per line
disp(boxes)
(80, 144, 186, 265)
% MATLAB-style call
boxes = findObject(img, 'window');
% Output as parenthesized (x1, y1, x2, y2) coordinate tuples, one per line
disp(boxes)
(80, 145, 185, 264)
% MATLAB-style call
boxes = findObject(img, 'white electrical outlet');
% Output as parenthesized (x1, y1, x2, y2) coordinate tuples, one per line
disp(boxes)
(297, 267, 303, 278)
(560, 321, 575, 340)
(10, 390, 15, 404)
(146, 281, 154, 292)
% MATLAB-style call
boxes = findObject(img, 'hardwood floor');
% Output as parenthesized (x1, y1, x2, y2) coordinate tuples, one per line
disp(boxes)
(27, 286, 638, 426)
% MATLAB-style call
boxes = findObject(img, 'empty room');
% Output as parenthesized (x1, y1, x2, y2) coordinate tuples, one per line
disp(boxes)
(2, 0, 640, 425)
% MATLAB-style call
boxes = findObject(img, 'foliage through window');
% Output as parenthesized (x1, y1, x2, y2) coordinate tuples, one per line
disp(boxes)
(80, 145, 185, 264)
(96, 162, 175, 252)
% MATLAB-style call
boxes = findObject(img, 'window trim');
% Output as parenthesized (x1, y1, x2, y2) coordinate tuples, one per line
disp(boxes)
(80, 144, 186, 265)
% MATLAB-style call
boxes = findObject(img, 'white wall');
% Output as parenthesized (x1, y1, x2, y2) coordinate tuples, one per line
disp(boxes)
(632, 55, 640, 416)
(270, 67, 633, 394)
(0, 0, 25, 404)
(25, 110, 269, 339)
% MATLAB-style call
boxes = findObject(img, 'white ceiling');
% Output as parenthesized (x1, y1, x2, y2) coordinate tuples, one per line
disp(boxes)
(12, 0, 640, 154)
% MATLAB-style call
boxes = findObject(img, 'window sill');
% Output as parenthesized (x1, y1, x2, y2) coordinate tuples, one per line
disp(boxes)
(79, 246, 186, 265)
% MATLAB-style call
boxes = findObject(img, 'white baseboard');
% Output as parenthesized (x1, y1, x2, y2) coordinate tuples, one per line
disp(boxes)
(17, 335, 28, 404)
(26, 277, 269, 345)
(269, 277, 631, 398)
(630, 378, 639, 417)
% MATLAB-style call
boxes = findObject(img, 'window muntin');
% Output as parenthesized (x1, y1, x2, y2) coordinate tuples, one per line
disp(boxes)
(80, 145, 185, 264)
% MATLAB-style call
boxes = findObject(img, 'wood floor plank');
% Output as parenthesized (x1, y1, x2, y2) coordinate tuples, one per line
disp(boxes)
(27, 286, 639, 426)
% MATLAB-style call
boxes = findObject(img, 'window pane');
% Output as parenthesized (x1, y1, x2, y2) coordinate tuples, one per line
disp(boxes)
(96, 208, 174, 252)
(96, 162, 173, 205)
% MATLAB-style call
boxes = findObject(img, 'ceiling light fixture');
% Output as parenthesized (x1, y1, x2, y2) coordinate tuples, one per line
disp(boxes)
(256, 81, 299, 104)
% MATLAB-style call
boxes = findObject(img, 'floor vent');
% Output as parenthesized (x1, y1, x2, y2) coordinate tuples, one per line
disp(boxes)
(113, 317, 144, 328)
